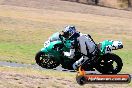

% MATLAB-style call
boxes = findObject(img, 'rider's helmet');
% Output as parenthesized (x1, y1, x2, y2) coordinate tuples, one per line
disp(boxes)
(62, 25, 76, 39)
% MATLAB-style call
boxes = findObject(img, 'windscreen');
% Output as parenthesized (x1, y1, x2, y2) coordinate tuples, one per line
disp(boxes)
(49, 32, 61, 42)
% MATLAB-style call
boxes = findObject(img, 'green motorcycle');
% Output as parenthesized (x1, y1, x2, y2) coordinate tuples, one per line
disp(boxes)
(35, 32, 123, 74)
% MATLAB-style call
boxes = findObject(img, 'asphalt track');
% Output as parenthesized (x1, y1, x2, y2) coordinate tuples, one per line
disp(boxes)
(0, 61, 132, 78)
(0, 61, 77, 72)
(0, 61, 100, 73)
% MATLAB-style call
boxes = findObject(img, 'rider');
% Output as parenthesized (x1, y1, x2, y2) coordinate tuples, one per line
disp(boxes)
(59, 25, 80, 59)
(60, 25, 98, 70)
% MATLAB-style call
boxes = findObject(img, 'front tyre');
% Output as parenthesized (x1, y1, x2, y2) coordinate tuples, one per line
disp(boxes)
(35, 51, 60, 69)
(96, 53, 123, 74)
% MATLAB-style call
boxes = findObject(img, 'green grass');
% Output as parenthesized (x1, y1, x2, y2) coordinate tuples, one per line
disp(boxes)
(0, 27, 56, 64)
(0, 42, 40, 64)
(0, 16, 57, 64)
(114, 50, 132, 73)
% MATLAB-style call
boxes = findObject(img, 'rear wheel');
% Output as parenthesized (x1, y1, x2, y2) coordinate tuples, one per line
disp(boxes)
(96, 53, 123, 74)
(35, 51, 60, 69)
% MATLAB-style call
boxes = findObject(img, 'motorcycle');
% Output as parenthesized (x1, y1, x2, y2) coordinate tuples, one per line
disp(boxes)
(35, 32, 123, 74)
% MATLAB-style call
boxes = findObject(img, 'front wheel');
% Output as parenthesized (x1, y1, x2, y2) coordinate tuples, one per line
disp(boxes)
(35, 51, 60, 69)
(96, 53, 123, 74)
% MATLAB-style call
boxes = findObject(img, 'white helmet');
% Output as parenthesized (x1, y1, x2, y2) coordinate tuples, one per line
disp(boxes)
(62, 25, 76, 39)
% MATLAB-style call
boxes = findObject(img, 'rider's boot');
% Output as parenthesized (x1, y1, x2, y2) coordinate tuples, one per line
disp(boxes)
(72, 56, 89, 70)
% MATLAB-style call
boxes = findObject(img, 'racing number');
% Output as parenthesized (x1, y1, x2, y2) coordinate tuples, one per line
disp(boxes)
(107, 46, 111, 52)
(105, 45, 112, 53)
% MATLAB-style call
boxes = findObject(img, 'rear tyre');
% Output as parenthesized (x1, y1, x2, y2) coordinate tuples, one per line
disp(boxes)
(96, 53, 123, 74)
(35, 51, 60, 69)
